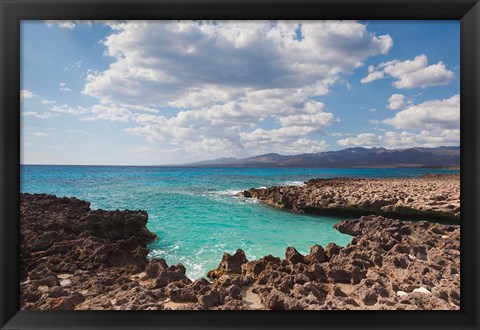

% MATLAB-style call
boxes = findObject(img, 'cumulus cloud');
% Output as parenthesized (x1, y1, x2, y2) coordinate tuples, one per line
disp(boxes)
(383, 94, 459, 130)
(50, 104, 88, 116)
(45, 20, 123, 30)
(45, 20, 107, 30)
(45, 20, 78, 30)
(20, 90, 36, 100)
(387, 93, 407, 110)
(76, 20, 392, 158)
(337, 129, 459, 149)
(22, 111, 59, 119)
(83, 20, 392, 107)
(338, 94, 459, 148)
(82, 104, 133, 122)
(41, 99, 56, 105)
(59, 82, 72, 92)
(277, 101, 335, 128)
(361, 55, 454, 89)
(240, 128, 330, 154)
(49, 104, 133, 122)
(124, 98, 335, 157)
(360, 70, 384, 84)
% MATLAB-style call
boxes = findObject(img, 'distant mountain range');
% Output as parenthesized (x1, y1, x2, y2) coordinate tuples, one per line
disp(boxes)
(181, 146, 460, 168)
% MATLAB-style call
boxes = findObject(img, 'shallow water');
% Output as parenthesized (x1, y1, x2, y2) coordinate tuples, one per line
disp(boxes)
(21, 165, 459, 279)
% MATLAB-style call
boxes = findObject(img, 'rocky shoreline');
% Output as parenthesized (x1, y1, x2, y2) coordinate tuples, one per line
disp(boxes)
(240, 174, 460, 222)
(21, 189, 460, 310)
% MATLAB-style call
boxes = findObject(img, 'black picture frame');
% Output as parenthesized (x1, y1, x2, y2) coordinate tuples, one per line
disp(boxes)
(1, 0, 479, 329)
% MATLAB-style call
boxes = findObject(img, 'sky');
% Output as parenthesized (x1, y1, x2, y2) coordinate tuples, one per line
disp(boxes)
(20, 20, 460, 165)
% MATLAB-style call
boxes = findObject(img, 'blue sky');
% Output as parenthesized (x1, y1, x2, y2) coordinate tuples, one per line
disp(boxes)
(21, 20, 460, 165)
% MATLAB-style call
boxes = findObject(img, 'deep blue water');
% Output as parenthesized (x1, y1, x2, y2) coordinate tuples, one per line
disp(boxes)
(21, 165, 459, 279)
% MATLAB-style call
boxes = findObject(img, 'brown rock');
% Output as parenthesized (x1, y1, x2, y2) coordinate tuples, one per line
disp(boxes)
(207, 249, 248, 279)
(199, 289, 222, 308)
(242, 175, 460, 222)
(306, 244, 327, 263)
(325, 243, 342, 258)
(145, 258, 168, 278)
(262, 289, 305, 310)
(285, 247, 306, 264)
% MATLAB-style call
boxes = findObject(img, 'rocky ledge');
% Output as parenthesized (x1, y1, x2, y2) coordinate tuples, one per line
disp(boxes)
(21, 193, 459, 310)
(240, 174, 460, 221)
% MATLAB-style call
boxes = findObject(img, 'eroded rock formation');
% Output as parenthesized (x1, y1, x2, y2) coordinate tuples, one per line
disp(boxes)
(20, 193, 460, 310)
(205, 215, 459, 310)
(240, 174, 460, 221)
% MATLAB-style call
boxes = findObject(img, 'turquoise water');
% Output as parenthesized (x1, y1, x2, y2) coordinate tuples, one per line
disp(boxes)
(21, 165, 459, 279)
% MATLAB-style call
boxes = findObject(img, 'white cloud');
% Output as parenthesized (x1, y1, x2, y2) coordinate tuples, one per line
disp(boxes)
(41, 99, 56, 105)
(77, 20, 393, 158)
(360, 71, 384, 84)
(82, 104, 133, 122)
(277, 101, 335, 128)
(49, 104, 133, 122)
(51, 104, 88, 115)
(184, 138, 244, 158)
(22, 111, 59, 119)
(45, 20, 77, 30)
(331, 132, 349, 137)
(383, 94, 459, 130)
(59, 82, 72, 92)
(168, 86, 237, 109)
(338, 94, 459, 148)
(240, 128, 330, 154)
(32, 131, 50, 137)
(361, 55, 454, 89)
(338, 133, 378, 147)
(124, 98, 335, 157)
(84, 20, 392, 108)
(387, 93, 407, 110)
(76, 60, 82, 68)
(20, 90, 36, 100)
(337, 129, 459, 149)
(45, 20, 101, 30)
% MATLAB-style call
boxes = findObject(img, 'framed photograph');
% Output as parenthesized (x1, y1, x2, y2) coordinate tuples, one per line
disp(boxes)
(1, 0, 479, 329)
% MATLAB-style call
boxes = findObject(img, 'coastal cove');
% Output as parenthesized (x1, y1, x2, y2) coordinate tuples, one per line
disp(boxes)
(21, 165, 459, 280)
(15, 18, 466, 313)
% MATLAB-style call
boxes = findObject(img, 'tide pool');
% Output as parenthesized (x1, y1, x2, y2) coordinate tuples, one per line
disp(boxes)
(21, 165, 459, 279)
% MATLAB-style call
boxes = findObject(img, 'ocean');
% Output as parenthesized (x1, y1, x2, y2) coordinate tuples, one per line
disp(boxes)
(20, 165, 459, 279)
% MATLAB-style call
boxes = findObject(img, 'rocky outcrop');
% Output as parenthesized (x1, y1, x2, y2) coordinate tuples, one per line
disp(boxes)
(207, 249, 248, 279)
(20, 193, 160, 310)
(20, 193, 460, 310)
(240, 174, 460, 221)
(206, 215, 460, 310)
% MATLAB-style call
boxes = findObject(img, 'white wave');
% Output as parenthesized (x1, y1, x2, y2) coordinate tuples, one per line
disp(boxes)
(282, 181, 305, 187)
(213, 189, 242, 196)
